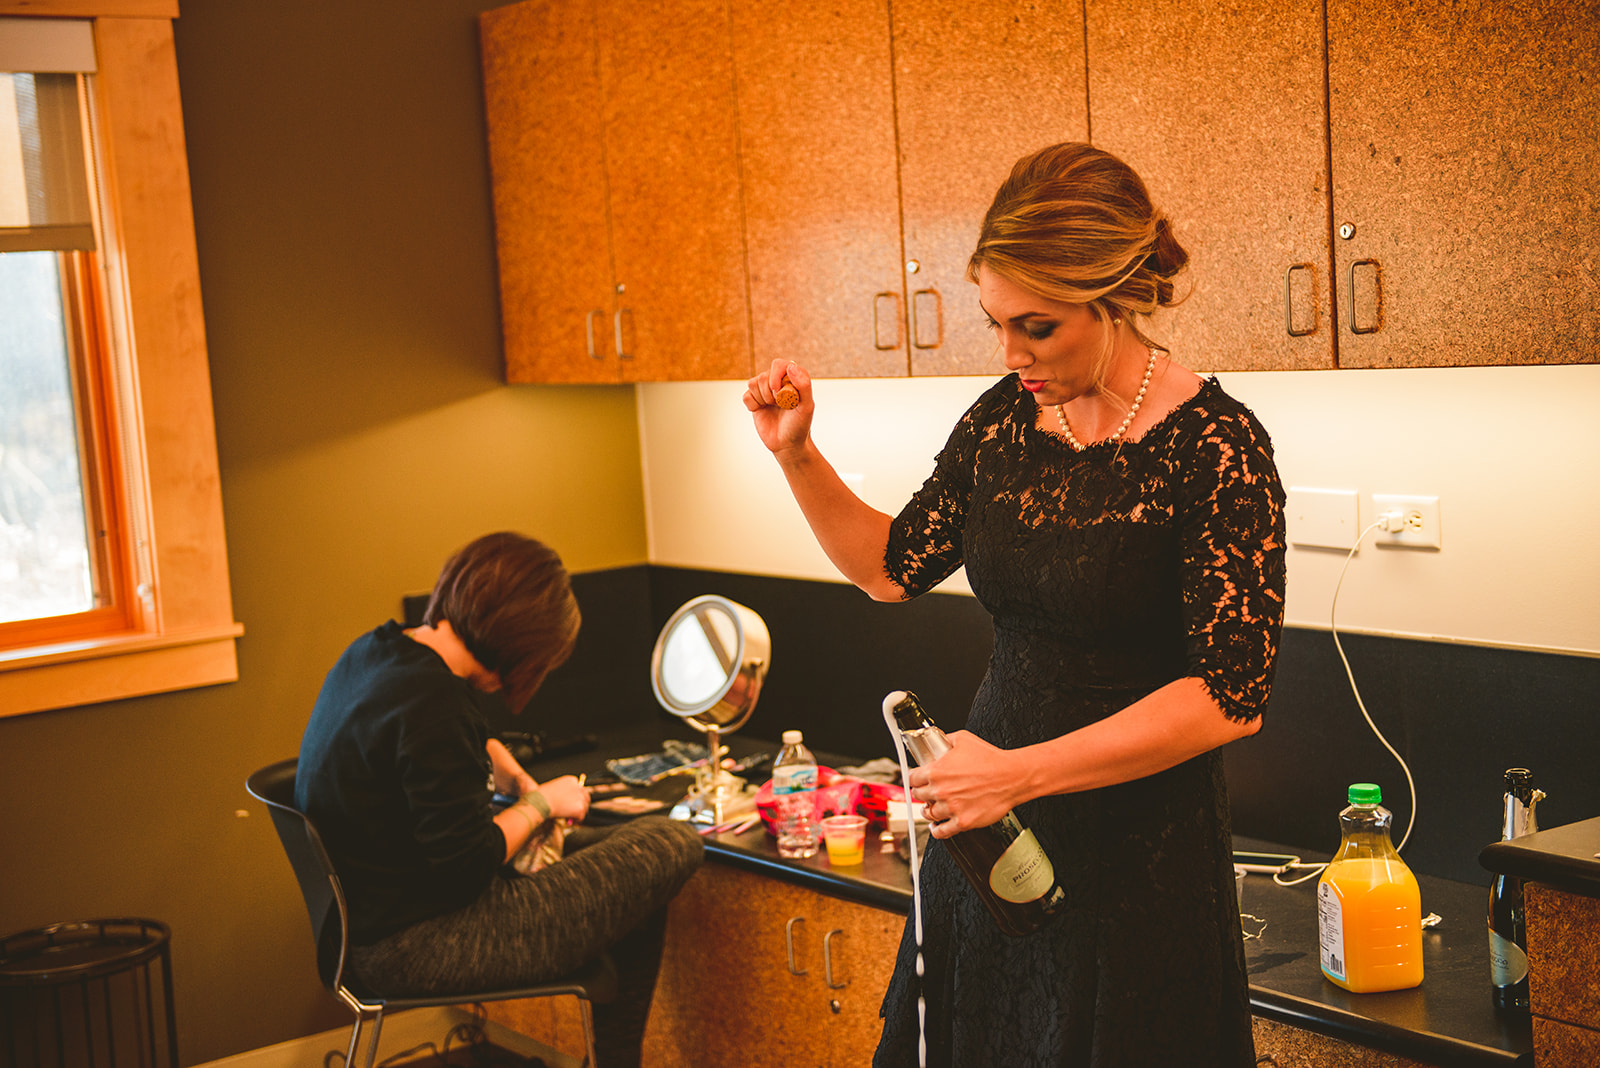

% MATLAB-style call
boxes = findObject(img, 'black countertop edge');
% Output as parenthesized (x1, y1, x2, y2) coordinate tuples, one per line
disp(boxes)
(1250, 989, 1529, 1068)
(1479, 816, 1600, 897)
(705, 843, 911, 913)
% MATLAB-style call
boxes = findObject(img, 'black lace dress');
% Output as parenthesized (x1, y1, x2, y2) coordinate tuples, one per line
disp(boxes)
(874, 374, 1286, 1068)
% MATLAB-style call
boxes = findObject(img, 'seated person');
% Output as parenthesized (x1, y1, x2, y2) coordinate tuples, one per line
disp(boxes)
(296, 532, 703, 1068)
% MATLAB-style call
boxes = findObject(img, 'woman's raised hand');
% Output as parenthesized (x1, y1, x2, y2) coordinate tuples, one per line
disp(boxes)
(743, 359, 812, 456)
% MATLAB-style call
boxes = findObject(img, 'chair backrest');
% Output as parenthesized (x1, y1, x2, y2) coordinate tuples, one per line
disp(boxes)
(244, 759, 350, 995)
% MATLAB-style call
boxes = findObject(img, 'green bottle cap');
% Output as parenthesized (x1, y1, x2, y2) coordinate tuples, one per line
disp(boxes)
(1348, 782, 1382, 805)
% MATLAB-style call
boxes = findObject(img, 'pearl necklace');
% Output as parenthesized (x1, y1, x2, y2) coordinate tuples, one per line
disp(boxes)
(1054, 346, 1157, 452)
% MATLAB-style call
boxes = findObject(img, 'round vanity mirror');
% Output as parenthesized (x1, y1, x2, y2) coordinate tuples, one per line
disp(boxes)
(650, 595, 770, 823)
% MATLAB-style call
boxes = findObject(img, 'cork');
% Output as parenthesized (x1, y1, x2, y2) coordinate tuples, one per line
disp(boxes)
(774, 381, 801, 410)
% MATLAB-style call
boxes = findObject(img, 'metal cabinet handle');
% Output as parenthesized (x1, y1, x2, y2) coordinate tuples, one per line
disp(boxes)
(911, 288, 942, 349)
(614, 307, 634, 359)
(785, 916, 807, 975)
(823, 928, 846, 989)
(1348, 259, 1381, 335)
(873, 292, 902, 351)
(586, 310, 604, 359)
(1283, 263, 1316, 337)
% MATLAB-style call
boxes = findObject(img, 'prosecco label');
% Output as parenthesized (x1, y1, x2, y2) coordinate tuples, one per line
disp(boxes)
(988, 828, 1056, 903)
(1489, 927, 1529, 986)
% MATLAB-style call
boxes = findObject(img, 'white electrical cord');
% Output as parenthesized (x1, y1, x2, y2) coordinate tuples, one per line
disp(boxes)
(1276, 513, 1420, 887)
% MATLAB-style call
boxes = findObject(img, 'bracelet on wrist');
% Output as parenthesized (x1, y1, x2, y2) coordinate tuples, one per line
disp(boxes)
(517, 789, 551, 822)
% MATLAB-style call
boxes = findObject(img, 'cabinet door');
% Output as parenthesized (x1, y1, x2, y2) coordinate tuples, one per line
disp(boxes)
(812, 891, 903, 1063)
(1327, 0, 1600, 367)
(597, 0, 752, 381)
(482, 0, 619, 383)
(642, 864, 822, 1065)
(894, 0, 1088, 377)
(1087, 0, 1334, 371)
(731, 0, 908, 378)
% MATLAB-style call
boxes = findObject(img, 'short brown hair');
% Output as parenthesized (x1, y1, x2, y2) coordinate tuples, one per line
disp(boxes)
(422, 532, 580, 713)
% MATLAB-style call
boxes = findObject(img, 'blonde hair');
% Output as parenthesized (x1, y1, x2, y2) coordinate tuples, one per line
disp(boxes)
(968, 142, 1189, 390)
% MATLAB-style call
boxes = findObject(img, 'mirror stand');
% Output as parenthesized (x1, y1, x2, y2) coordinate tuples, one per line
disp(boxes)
(680, 724, 756, 825)
(650, 595, 770, 826)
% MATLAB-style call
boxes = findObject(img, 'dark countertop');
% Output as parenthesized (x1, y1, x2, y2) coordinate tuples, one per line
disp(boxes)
(1479, 815, 1600, 898)
(530, 729, 1533, 1067)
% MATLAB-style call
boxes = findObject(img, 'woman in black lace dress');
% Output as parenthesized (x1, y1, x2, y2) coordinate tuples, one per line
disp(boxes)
(743, 143, 1286, 1067)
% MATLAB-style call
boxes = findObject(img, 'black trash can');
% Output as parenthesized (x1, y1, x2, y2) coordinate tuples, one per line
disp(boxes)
(0, 918, 178, 1068)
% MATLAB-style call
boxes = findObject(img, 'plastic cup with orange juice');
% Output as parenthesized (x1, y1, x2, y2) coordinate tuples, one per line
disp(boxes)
(821, 815, 867, 867)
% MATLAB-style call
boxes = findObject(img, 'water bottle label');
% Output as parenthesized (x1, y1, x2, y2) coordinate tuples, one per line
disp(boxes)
(772, 765, 817, 794)
(1317, 881, 1346, 981)
(1489, 927, 1529, 986)
(988, 829, 1056, 904)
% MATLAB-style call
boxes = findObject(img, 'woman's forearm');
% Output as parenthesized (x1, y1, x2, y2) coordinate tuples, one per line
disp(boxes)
(1015, 677, 1260, 800)
(914, 677, 1261, 836)
(773, 439, 903, 601)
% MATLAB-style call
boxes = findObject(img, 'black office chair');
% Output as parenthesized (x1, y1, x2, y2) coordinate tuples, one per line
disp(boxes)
(246, 758, 617, 1068)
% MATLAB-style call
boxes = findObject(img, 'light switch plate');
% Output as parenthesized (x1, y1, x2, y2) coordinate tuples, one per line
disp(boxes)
(1286, 487, 1360, 550)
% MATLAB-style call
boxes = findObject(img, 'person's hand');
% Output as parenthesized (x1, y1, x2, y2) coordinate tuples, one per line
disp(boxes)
(536, 775, 591, 822)
(743, 359, 812, 457)
(907, 731, 1017, 839)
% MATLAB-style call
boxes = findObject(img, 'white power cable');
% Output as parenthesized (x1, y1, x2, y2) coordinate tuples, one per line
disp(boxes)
(1278, 514, 1420, 887)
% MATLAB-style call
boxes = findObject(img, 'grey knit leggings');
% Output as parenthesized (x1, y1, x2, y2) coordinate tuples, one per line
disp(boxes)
(349, 816, 704, 1067)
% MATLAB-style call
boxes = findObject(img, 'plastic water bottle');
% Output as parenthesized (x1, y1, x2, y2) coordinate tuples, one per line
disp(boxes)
(772, 729, 818, 858)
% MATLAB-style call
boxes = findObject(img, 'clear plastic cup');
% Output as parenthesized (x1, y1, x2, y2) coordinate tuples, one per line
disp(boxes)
(821, 815, 868, 866)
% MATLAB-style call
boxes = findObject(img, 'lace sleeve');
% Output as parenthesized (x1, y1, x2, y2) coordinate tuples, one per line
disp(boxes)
(1178, 403, 1287, 722)
(882, 390, 993, 599)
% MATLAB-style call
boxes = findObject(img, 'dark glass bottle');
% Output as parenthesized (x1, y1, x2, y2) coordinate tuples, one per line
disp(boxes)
(1488, 768, 1544, 1012)
(886, 690, 1067, 937)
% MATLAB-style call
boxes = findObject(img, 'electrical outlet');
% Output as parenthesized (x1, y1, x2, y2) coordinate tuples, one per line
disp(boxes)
(1370, 494, 1441, 550)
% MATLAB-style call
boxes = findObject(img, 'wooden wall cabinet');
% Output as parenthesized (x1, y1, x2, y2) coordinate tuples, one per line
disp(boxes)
(1089, 0, 1599, 372)
(481, 0, 751, 383)
(734, 0, 1088, 379)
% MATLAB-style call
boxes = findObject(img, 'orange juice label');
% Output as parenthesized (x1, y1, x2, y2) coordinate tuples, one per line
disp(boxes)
(1317, 881, 1348, 981)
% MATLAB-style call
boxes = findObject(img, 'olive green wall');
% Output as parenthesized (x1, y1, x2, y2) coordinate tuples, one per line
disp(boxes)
(0, 1, 647, 1062)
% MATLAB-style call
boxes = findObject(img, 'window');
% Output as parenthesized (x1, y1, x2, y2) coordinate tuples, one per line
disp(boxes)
(0, 9, 240, 718)
(2, 69, 137, 646)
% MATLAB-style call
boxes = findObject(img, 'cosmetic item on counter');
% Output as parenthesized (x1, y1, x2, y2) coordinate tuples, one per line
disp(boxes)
(884, 690, 1067, 937)
(1488, 767, 1544, 1012)
(1317, 783, 1424, 993)
(772, 730, 819, 858)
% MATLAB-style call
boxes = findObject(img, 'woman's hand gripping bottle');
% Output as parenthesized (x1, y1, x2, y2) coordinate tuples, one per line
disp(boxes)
(1317, 783, 1423, 992)
(886, 690, 1067, 937)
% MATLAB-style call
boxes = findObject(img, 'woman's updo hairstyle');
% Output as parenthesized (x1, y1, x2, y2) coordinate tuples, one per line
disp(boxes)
(967, 142, 1188, 336)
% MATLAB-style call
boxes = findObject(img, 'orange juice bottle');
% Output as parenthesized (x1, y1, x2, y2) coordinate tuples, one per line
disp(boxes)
(1317, 783, 1423, 993)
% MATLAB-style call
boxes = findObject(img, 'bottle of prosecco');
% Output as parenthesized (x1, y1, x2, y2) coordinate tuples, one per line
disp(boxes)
(1488, 768, 1544, 1012)
(886, 690, 1068, 936)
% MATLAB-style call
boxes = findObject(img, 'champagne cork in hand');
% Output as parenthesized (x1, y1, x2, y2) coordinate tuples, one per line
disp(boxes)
(774, 379, 801, 410)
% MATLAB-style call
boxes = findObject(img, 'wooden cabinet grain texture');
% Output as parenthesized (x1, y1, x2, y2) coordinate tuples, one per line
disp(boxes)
(1089, 0, 1335, 373)
(1327, 0, 1600, 367)
(481, 0, 751, 383)
(641, 863, 901, 1067)
(894, 0, 1088, 377)
(1251, 1017, 1437, 1067)
(1525, 881, 1600, 1066)
(1091, 0, 1599, 372)
(481, 864, 902, 1066)
(730, 0, 907, 379)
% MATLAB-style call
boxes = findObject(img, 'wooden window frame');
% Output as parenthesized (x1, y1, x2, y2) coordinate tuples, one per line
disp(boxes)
(1, 2, 243, 718)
